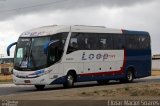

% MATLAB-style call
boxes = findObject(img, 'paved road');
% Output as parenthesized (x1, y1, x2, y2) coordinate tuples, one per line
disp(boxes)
(0, 76, 159, 96)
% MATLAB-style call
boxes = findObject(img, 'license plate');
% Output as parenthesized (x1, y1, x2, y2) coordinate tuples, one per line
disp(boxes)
(24, 80, 31, 83)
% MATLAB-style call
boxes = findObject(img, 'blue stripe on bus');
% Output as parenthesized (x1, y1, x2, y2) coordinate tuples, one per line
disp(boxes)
(50, 76, 66, 84)
(50, 74, 126, 85)
(122, 30, 149, 35)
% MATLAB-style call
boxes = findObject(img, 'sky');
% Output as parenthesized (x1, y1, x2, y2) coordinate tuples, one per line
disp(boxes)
(0, 0, 159, 57)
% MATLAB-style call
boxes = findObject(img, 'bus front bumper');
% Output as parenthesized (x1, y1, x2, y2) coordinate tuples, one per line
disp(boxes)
(13, 74, 52, 85)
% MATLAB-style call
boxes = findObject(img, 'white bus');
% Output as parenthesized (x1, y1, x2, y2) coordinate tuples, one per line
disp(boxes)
(7, 25, 151, 90)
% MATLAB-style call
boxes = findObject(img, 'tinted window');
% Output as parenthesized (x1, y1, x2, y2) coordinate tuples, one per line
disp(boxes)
(84, 33, 99, 50)
(113, 34, 125, 49)
(138, 35, 150, 49)
(50, 32, 68, 47)
(67, 33, 81, 53)
(67, 33, 100, 53)
(126, 34, 150, 50)
(126, 34, 137, 49)
(99, 33, 113, 50)
(49, 32, 68, 64)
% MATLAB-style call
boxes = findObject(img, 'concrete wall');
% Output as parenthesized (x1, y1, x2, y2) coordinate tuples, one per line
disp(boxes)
(152, 59, 160, 70)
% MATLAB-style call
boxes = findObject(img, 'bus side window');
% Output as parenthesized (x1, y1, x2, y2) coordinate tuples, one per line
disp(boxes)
(113, 34, 125, 49)
(126, 34, 136, 49)
(49, 33, 68, 64)
(77, 33, 85, 50)
(85, 33, 99, 50)
(99, 38, 106, 49)
(67, 33, 79, 54)
(99, 33, 113, 50)
(138, 35, 150, 49)
(84, 38, 88, 49)
(126, 33, 151, 50)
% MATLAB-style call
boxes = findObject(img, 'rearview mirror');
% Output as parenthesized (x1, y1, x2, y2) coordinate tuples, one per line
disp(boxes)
(7, 42, 17, 56)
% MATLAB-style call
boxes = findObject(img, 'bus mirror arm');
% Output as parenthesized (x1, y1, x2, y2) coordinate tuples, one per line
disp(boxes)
(7, 42, 17, 56)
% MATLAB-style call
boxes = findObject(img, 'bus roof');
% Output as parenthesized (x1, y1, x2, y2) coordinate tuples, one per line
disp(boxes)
(122, 30, 149, 35)
(20, 25, 149, 37)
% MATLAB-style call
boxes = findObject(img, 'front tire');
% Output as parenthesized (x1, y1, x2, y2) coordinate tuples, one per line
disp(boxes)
(35, 85, 45, 90)
(63, 73, 74, 88)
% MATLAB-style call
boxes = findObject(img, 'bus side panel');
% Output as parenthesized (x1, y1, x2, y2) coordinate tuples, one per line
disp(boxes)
(63, 62, 84, 76)
(122, 30, 151, 78)
(47, 63, 66, 84)
(63, 50, 125, 82)
(125, 49, 151, 78)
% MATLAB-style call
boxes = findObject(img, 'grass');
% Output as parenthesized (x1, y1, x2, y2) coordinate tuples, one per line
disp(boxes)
(130, 91, 139, 96)
(80, 84, 160, 97)
(81, 92, 86, 95)
(124, 87, 130, 91)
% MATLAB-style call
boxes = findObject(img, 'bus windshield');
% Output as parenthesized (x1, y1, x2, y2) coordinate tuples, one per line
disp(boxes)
(14, 32, 68, 71)
(14, 37, 49, 70)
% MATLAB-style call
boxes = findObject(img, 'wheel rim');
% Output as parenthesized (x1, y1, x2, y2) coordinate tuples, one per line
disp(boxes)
(127, 71, 133, 81)
(67, 75, 74, 85)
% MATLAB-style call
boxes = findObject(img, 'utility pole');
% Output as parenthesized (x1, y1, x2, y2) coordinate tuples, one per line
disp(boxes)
(0, 54, 4, 74)
(0, 54, 4, 64)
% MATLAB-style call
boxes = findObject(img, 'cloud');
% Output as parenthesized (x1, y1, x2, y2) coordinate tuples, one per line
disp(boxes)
(0, 0, 153, 21)
(0, 0, 159, 57)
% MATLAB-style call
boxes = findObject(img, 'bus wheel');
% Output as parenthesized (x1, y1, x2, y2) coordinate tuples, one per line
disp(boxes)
(63, 73, 74, 88)
(35, 85, 45, 90)
(126, 70, 134, 83)
(120, 70, 134, 83)
(97, 80, 109, 85)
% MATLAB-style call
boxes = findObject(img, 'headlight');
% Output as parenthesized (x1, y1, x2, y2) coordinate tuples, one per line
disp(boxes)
(28, 69, 52, 78)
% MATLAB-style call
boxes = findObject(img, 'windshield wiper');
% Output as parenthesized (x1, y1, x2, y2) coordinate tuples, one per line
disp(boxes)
(28, 49, 36, 68)
(19, 54, 28, 68)
(18, 44, 30, 68)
